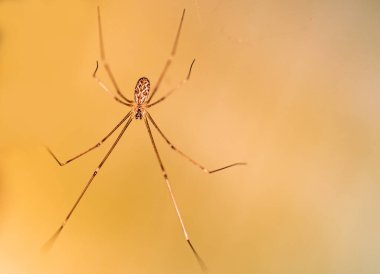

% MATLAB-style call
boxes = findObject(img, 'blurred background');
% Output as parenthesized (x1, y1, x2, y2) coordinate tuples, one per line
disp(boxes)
(0, 0, 380, 273)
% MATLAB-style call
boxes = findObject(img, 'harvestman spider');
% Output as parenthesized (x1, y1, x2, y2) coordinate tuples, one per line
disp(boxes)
(45, 7, 246, 271)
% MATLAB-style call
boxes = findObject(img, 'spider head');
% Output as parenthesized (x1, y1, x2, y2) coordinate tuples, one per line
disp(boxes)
(134, 77, 150, 104)
(135, 108, 143, 120)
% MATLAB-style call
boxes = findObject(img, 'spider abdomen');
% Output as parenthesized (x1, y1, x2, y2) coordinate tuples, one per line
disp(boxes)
(134, 77, 150, 104)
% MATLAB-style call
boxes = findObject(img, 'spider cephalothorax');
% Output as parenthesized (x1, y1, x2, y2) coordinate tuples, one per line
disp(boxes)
(134, 108, 143, 119)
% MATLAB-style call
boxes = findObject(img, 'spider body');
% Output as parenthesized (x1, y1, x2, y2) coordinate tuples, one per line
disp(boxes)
(133, 77, 150, 119)
(134, 77, 150, 105)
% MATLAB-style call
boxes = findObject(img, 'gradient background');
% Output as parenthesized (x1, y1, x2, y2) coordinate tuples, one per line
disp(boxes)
(1, 0, 380, 273)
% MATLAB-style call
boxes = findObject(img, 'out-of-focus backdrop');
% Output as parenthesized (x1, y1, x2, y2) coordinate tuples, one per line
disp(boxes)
(1, 0, 379, 273)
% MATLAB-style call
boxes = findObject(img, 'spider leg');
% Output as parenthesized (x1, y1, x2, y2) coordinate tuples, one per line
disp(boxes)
(43, 115, 134, 251)
(144, 115, 207, 272)
(97, 6, 133, 104)
(147, 59, 195, 108)
(92, 61, 133, 107)
(46, 111, 133, 166)
(147, 9, 186, 103)
(146, 112, 246, 173)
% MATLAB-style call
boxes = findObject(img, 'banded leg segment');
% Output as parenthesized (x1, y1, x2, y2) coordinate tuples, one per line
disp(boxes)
(45, 115, 134, 248)
(147, 112, 246, 173)
(97, 6, 133, 104)
(144, 116, 207, 271)
(147, 59, 195, 108)
(47, 111, 133, 166)
(92, 61, 132, 107)
(147, 9, 186, 103)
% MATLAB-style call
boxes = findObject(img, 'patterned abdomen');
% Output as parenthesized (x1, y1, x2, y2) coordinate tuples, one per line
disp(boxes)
(134, 77, 150, 104)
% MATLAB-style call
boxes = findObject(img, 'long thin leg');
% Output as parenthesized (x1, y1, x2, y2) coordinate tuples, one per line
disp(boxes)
(147, 9, 186, 103)
(97, 6, 133, 104)
(43, 115, 134, 250)
(147, 112, 246, 172)
(47, 111, 133, 166)
(144, 116, 207, 272)
(147, 59, 195, 108)
(92, 61, 133, 107)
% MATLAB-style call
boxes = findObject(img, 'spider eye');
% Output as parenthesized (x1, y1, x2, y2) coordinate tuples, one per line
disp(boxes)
(134, 77, 150, 104)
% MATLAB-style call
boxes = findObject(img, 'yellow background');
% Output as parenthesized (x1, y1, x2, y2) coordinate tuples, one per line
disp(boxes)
(1, 0, 380, 273)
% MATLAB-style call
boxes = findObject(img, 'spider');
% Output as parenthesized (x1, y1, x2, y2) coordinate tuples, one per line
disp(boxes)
(45, 7, 246, 271)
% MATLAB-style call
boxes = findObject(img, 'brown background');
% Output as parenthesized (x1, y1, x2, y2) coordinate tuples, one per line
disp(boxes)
(0, 0, 379, 273)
